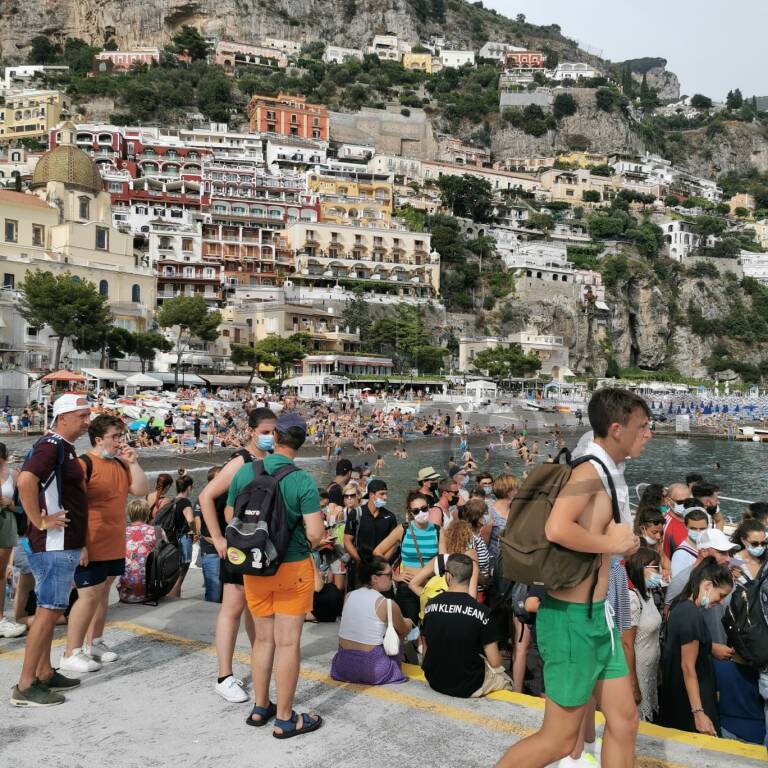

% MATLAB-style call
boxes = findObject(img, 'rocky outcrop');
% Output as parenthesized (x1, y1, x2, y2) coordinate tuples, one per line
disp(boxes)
(677, 121, 768, 178)
(633, 66, 680, 102)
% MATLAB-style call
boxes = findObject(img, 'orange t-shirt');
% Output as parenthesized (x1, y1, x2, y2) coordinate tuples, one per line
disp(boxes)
(79, 454, 132, 561)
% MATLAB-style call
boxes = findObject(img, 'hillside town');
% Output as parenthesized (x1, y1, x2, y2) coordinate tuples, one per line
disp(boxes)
(1, 29, 767, 402)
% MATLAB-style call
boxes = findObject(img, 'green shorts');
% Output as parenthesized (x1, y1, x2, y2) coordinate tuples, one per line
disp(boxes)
(536, 595, 628, 707)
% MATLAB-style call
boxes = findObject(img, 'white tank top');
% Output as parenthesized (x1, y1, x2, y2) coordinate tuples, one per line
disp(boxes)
(0, 471, 14, 501)
(338, 587, 387, 645)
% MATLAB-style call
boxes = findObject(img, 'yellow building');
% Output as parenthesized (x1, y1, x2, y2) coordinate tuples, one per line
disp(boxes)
(0, 90, 70, 145)
(754, 219, 768, 250)
(729, 192, 756, 215)
(555, 151, 610, 168)
(283, 220, 440, 299)
(538, 168, 615, 203)
(401, 52, 433, 73)
(307, 168, 393, 225)
(0, 124, 155, 369)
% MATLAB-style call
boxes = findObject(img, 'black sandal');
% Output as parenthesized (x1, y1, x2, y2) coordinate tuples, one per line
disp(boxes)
(245, 701, 276, 727)
(272, 710, 323, 739)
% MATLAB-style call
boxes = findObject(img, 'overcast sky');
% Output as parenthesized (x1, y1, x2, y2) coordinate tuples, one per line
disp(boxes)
(485, 1, 766, 100)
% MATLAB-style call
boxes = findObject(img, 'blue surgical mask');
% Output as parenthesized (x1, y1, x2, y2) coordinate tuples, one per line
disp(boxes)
(374, 498, 386, 509)
(483, 486, 493, 496)
(688, 529, 703, 543)
(747, 544, 766, 558)
(645, 573, 662, 589)
(673, 502, 686, 517)
(100, 449, 115, 460)
(257, 434, 274, 452)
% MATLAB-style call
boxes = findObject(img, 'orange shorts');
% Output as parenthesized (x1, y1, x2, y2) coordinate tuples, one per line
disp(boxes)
(243, 558, 314, 618)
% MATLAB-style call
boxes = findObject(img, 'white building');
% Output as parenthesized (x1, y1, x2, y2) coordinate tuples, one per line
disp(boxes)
(324, 46, 364, 64)
(479, 42, 526, 61)
(265, 136, 327, 169)
(0, 147, 40, 187)
(262, 37, 302, 56)
(551, 62, 600, 81)
(661, 219, 709, 261)
(2, 65, 70, 90)
(367, 35, 402, 61)
(741, 252, 768, 284)
(439, 50, 475, 68)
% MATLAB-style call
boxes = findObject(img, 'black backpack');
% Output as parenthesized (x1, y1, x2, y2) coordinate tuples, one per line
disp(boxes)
(143, 527, 181, 604)
(225, 460, 300, 576)
(154, 499, 187, 545)
(722, 562, 768, 667)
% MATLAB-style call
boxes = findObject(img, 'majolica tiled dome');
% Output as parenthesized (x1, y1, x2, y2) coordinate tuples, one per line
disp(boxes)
(31, 131, 102, 194)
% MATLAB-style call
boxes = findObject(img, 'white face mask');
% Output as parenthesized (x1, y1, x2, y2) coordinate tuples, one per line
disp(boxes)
(413, 511, 430, 525)
(673, 502, 686, 517)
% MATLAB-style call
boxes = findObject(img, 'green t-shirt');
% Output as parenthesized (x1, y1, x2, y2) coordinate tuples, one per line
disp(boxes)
(226, 453, 320, 563)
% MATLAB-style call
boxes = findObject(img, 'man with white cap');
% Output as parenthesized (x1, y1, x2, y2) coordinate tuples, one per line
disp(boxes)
(11, 394, 92, 707)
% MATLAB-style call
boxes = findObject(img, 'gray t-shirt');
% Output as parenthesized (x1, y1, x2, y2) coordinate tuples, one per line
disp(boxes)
(665, 564, 692, 605)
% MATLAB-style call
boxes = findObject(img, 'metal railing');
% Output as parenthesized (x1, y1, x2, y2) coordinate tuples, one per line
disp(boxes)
(634, 482, 750, 525)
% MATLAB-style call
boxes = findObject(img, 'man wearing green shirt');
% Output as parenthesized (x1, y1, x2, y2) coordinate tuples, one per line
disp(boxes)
(225, 412, 325, 738)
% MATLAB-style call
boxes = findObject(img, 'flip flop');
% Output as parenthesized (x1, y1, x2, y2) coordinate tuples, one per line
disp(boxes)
(245, 701, 276, 727)
(272, 710, 323, 739)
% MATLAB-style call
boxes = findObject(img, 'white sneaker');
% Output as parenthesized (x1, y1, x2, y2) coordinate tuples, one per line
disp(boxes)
(88, 639, 118, 663)
(59, 650, 101, 673)
(215, 676, 249, 703)
(0, 617, 27, 638)
(558, 756, 597, 768)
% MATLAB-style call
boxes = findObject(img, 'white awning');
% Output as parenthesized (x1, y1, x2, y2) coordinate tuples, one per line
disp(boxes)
(124, 373, 163, 388)
(200, 374, 268, 387)
(150, 371, 207, 386)
(283, 375, 349, 387)
(81, 368, 126, 382)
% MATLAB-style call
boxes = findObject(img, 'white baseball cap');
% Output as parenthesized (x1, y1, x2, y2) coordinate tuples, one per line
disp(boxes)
(52, 394, 91, 423)
(697, 528, 738, 553)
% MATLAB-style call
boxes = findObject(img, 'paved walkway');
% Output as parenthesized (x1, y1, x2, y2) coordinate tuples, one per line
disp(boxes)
(1, 570, 765, 768)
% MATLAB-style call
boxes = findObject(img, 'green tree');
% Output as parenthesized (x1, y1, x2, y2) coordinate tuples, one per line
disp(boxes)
(664, 195, 680, 207)
(471, 344, 542, 378)
(231, 344, 272, 388)
(62, 38, 101, 76)
(582, 190, 601, 203)
(253, 334, 307, 384)
(156, 295, 221, 387)
(596, 88, 619, 112)
(28, 36, 60, 64)
(639, 73, 658, 111)
(734, 206, 749, 218)
(437, 174, 493, 222)
(620, 65, 634, 96)
(553, 92, 577, 121)
(197, 69, 231, 122)
(341, 288, 372, 343)
(172, 26, 210, 61)
(527, 212, 555, 231)
(17, 271, 112, 370)
(690, 94, 713, 109)
(132, 331, 172, 373)
(726, 88, 744, 110)
(605, 357, 621, 378)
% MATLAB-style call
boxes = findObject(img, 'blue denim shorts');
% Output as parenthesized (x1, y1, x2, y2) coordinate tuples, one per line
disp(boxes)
(178, 534, 192, 564)
(26, 549, 80, 611)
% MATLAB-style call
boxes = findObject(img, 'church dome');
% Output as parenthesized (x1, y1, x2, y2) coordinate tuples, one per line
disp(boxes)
(31, 141, 103, 195)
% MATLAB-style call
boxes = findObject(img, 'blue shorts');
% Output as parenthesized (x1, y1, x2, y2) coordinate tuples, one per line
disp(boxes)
(74, 557, 125, 588)
(26, 549, 80, 611)
(178, 534, 192, 564)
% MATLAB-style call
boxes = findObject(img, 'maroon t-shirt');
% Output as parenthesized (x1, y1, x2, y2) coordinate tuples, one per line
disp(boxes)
(22, 433, 88, 553)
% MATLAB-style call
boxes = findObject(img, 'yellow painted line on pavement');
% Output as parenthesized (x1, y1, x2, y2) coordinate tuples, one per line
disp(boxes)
(2, 621, 765, 765)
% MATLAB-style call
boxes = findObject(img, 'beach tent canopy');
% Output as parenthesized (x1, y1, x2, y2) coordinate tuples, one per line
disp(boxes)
(150, 371, 206, 386)
(199, 374, 268, 388)
(42, 369, 86, 382)
(124, 373, 163, 388)
(465, 380, 497, 400)
(82, 368, 126, 383)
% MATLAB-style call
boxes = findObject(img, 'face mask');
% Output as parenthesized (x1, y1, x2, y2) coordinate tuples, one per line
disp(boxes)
(660, 505, 668, 514)
(461, 476, 469, 487)
(429, 482, 439, 492)
(374, 498, 386, 509)
(645, 573, 662, 589)
(700, 588, 711, 609)
(449, 494, 459, 506)
(413, 511, 430, 525)
(483, 486, 493, 496)
(688, 530, 702, 544)
(642, 535, 657, 546)
(257, 434, 274, 452)
(747, 544, 766, 558)
(706, 504, 719, 516)
(100, 449, 116, 459)
(673, 502, 685, 517)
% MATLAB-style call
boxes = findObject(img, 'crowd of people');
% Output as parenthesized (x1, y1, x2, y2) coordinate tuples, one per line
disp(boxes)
(1, 387, 767, 767)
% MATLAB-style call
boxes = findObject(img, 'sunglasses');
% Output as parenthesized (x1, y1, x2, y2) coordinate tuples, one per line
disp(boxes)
(410, 505, 429, 512)
(343, 493, 358, 498)
(376, 571, 393, 578)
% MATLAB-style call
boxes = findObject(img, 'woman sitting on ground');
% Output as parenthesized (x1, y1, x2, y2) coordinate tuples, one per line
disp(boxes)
(119, 499, 164, 603)
(330, 550, 413, 685)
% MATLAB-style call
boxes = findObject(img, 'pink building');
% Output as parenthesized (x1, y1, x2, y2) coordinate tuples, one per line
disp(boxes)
(93, 48, 160, 73)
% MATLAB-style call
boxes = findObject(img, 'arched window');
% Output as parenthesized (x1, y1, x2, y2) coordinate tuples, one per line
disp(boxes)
(99, 280, 108, 296)
(131, 284, 141, 302)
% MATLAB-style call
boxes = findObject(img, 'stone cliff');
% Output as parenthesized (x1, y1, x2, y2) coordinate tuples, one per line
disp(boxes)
(676, 121, 768, 178)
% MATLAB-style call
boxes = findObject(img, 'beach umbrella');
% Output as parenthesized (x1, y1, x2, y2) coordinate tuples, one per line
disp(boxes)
(128, 418, 148, 431)
(42, 369, 86, 382)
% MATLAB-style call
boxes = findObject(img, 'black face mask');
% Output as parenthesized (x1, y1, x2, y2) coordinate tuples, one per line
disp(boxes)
(706, 505, 719, 515)
(429, 482, 439, 491)
(449, 494, 459, 506)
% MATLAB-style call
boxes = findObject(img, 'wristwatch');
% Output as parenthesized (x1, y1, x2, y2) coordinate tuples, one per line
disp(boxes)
(38, 516, 47, 531)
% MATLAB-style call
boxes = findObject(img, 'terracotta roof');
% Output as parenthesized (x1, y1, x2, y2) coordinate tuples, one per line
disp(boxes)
(0, 190, 55, 210)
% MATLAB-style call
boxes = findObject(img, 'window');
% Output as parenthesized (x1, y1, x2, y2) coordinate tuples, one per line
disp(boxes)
(4, 219, 17, 243)
(99, 279, 109, 296)
(26, 326, 38, 337)
(182, 238, 193, 251)
(3, 273, 14, 289)
(95, 227, 108, 250)
(108, 182, 122, 193)
(79, 197, 90, 220)
(131, 284, 141, 302)
(32, 224, 43, 246)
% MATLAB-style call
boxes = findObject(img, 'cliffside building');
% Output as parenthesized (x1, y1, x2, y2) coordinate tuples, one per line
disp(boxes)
(0, 90, 69, 146)
(246, 93, 329, 141)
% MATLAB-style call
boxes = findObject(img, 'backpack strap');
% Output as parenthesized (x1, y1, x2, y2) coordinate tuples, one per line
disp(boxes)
(80, 453, 130, 484)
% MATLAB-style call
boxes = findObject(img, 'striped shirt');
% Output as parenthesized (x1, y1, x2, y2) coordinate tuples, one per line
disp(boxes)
(400, 522, 439, 568)
(471, 534, 492, 583)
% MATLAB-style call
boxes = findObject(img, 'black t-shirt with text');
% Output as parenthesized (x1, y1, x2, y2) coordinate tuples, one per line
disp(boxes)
(422, 591, 499, 698)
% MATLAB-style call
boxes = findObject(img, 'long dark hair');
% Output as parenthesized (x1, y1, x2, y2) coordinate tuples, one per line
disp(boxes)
(357, 547, 389, 586)
(639, 483, 664, 509)
(405, 491, 431, 522)
(731, 518, 765, 547)
(155, 473, 173, 494)
(625, 546, 660, 601)
(672, 556, 732, 608)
